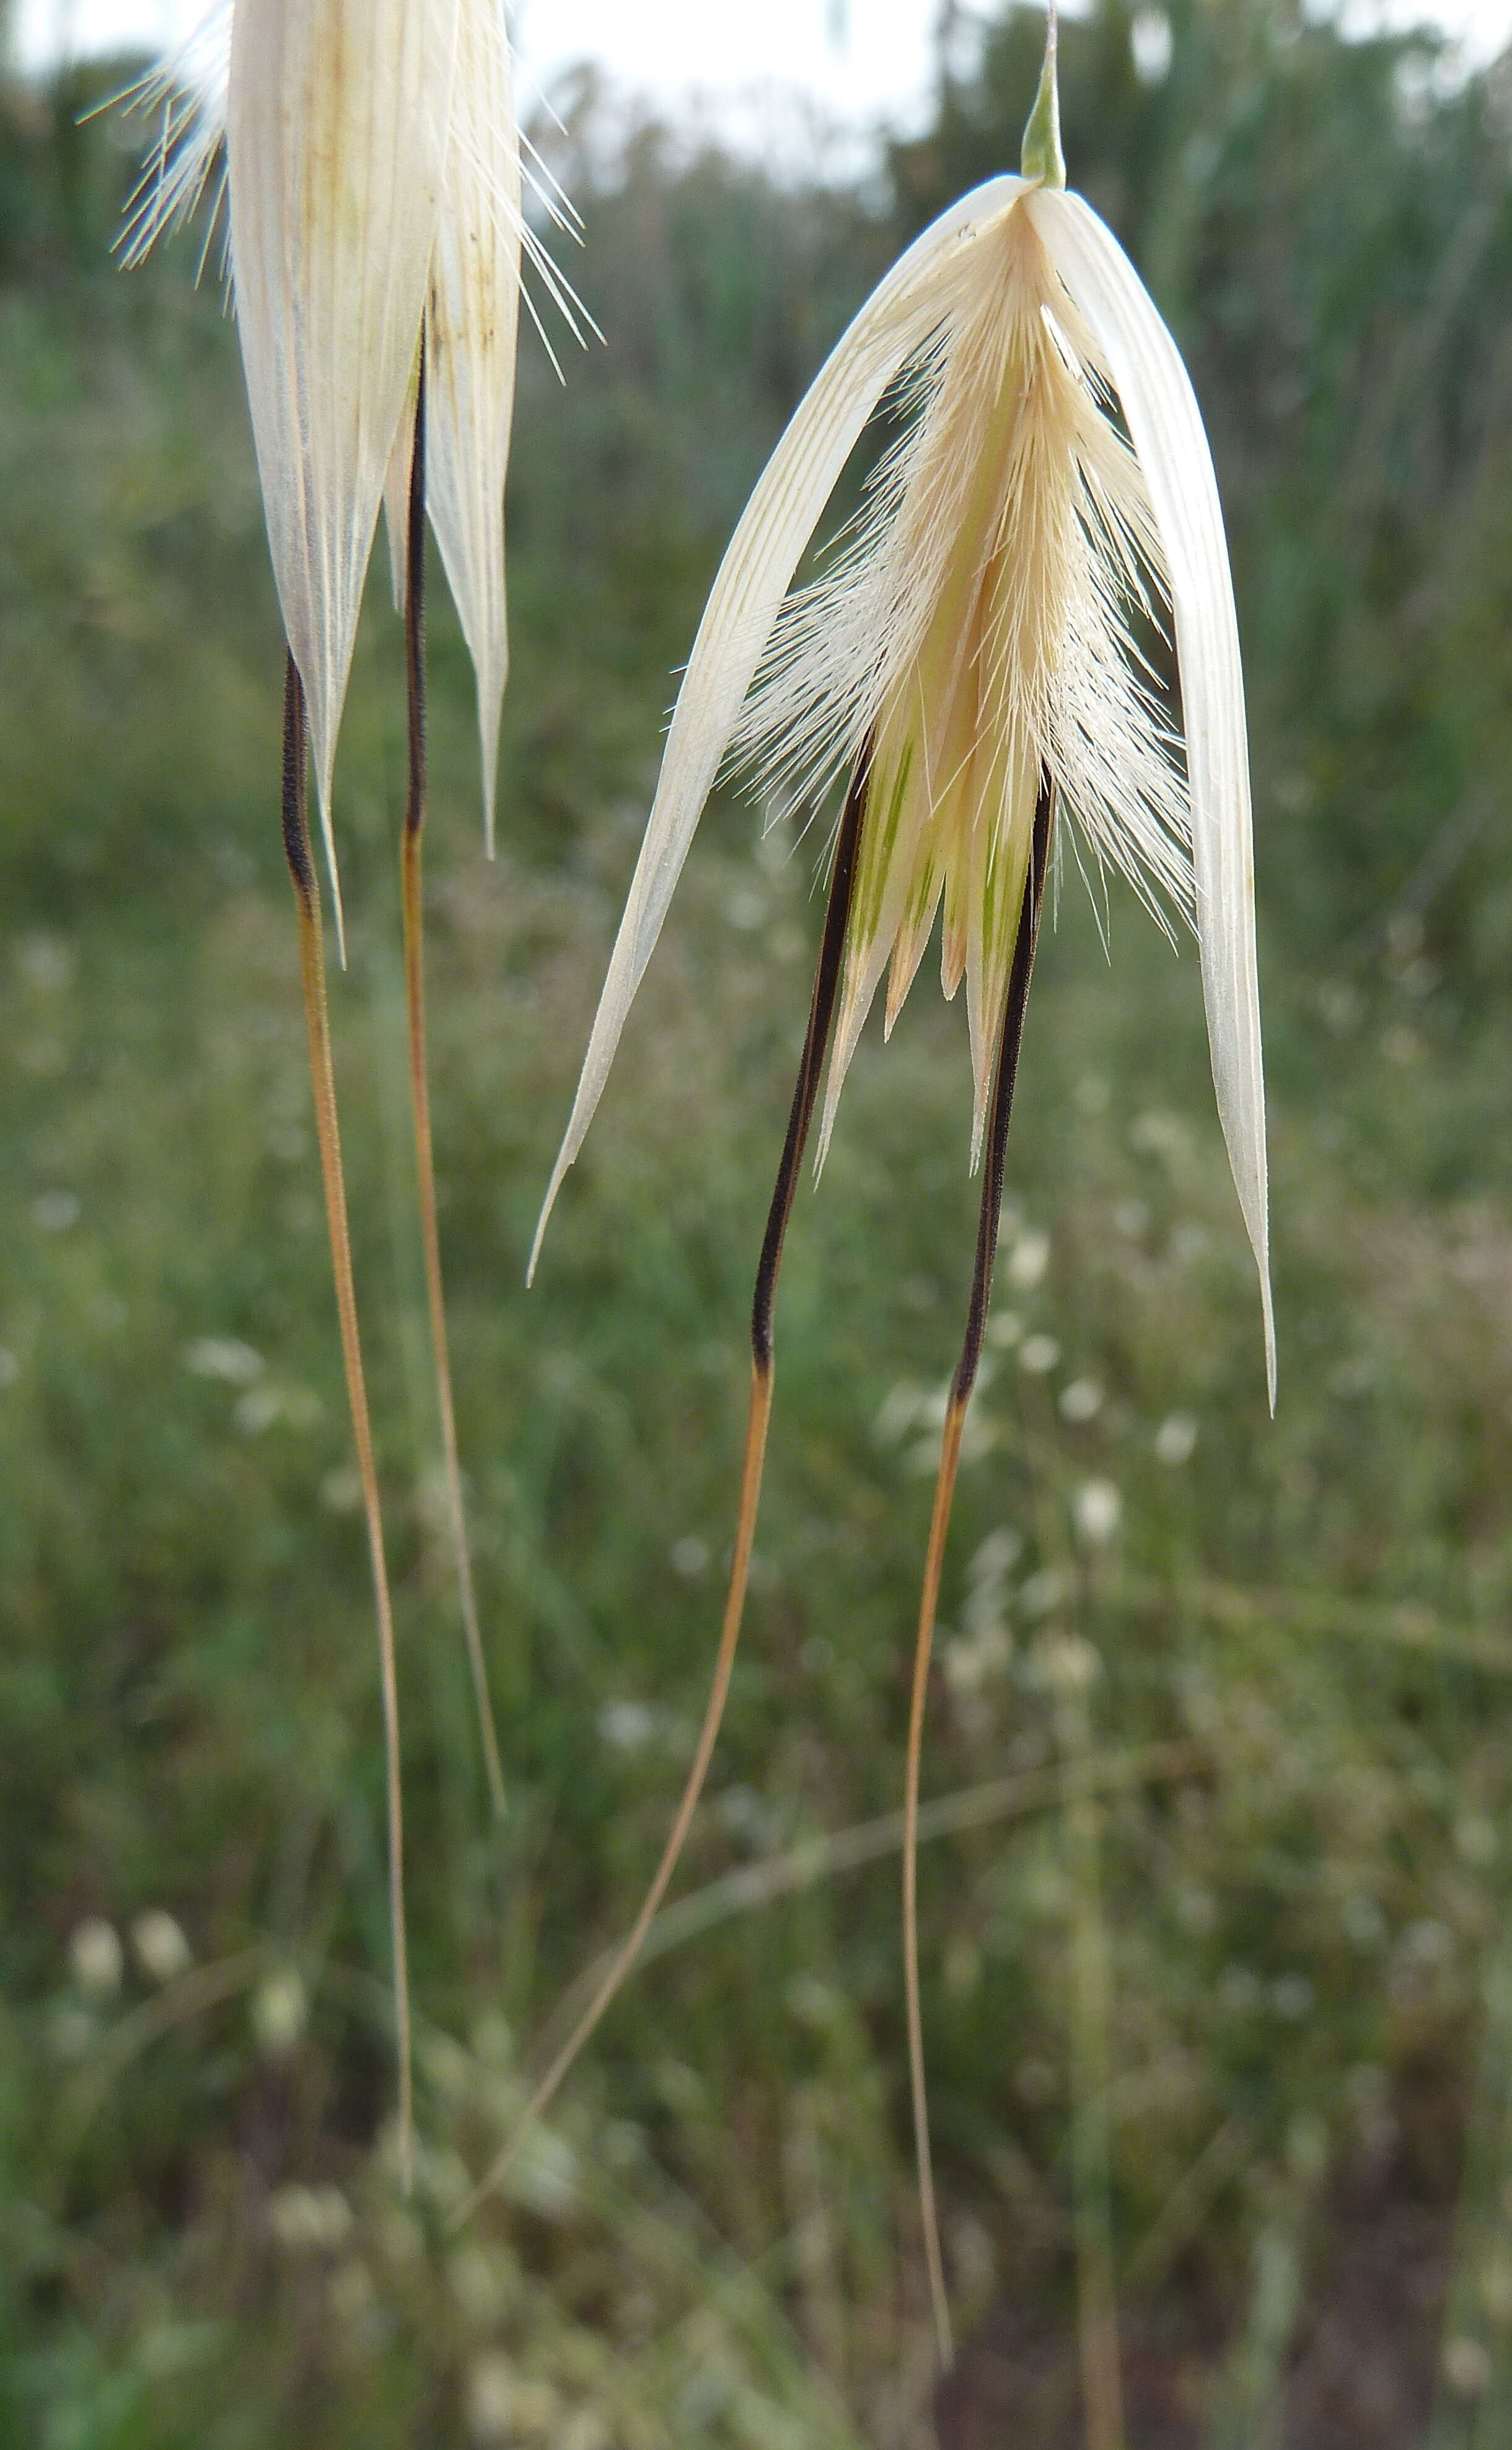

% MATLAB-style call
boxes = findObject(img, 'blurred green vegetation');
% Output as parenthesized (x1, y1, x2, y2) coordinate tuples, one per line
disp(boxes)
(2, 6, 1512, 2443)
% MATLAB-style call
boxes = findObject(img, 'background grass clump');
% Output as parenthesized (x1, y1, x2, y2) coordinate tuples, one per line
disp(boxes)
(4, 4, 1512, 2443)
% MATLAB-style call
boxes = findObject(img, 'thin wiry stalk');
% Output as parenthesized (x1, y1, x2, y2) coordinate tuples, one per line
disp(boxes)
(1061, 1665, 1127, 2450)
(456, 756, 872, 2227)
(537, 1739, 1193, 2027)
(400, 340, 508, 1820)
(281, 656, 413, 2187)
(903, 775, 1055, 2369)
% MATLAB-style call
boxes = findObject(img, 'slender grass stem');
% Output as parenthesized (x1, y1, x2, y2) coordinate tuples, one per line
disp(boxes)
(543, 1740, 1195, 2024)
(456, 757, 872, 2227)
(1061, 1674, 1127, 2450)
(905, 1401, 967, 2371)
(281, 656, 413, 2186)
(400, 343, 507, 1820)
(903, 776, 1055, 2370)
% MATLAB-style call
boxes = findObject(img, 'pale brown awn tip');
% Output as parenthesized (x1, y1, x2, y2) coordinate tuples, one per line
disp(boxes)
(281, 655, 413, 2190)
(903, 775, 1054, 2369)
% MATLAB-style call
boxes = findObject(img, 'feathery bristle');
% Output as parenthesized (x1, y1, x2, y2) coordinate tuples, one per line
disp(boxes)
(732, 203, 1192, 1165)
(116, 0, 233, 272)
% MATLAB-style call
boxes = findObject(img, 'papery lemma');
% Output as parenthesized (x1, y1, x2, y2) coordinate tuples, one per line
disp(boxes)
(227, 0, 462, 943)
(386, 0, 522, 854)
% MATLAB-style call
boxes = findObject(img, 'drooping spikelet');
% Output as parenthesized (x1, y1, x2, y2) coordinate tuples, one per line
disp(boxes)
(504, 15, 1272, 2379)
(532, 147, 1272, 1398)
(122, 0, 587, 893)
(734, 203, 1192, 1166)
(115, 0, 591, 2148)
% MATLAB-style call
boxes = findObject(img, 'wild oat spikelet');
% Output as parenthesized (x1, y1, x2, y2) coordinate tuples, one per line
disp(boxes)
(534, 26, 1270, 1383)
(125, 0, 587, 897)
(120, 0, 589, 2164)
(509, 9, 1274, 2371)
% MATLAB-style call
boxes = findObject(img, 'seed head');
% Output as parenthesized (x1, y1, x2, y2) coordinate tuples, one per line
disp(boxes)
(532, 37, 1273, 1401)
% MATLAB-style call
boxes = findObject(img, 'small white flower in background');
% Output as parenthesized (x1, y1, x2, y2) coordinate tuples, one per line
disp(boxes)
(1019, 1565, 1070, 1617)
(449, 2241, 511, 2326)
(421, 2031, 475, 2104)
(1455, 1813, 1498, 1867)
(1270, 1972, 1316, 2024)
(969, 1527, 1022, 1584)
(0, 1349, 19, 1389)
(69, 1918, 123, 1999)
(318, 1464, 364, 1515)
(530, 9, 1274, 1414)
(182, 1336, 265, 1386)
(1073, 1476, 1122, 1545)
(32, 1192, 79, 1235)
(1218, 1965, 1262, 2016)
(963, 1525, 1018, 1639)
(874, 1378, 928, 1442)
(408, 2140, 472, 2210)
(1032, 1629, 1101, 1695)
(232, 1385, 281, 1436)
(131, 1910, 193, 1985)
(718, 1783, 776, 1849)
(500, 2124, 578, 2219)
(123, 0, 582, 910)
(1342, 1893, 1386, 1949)
(1006, 1229, 1052, 1291)
(268, 2182, 354, 2253)
(1019, 1332, 1061, 1375)
(598, 1700, 657, 1753)
(234, 1381, 320, 1435)
(1130, 1108, 1189, 1160)
(1059, 1376, 1102, 1422)
(251, 1965, 307, 2058)
(1154, 1409, 1198, 1465)
(558, 2414, 612, 2450)
(1443, 2338, 1493, 2402)
(943, 1623, 1014, 1697)
(466, 2354, 519, 2444)
(16, 933, 76, 994)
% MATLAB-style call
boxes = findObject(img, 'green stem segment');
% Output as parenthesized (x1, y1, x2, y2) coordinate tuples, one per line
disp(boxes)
(401, 340, 508, 1820)
(457, 756, 873, 2226)
(281, 655, 413, 2188)
(1021, 0, 1066, 188)
(904, 775, 1055, 2370)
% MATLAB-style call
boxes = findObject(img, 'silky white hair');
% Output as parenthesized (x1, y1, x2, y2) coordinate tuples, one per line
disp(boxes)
(730, 204, 1193, 1156)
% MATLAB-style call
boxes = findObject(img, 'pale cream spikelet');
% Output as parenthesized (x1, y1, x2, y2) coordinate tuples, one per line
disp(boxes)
(487, 17, 1273, 2369)
(115, 0, 592, 2170)
(532, 72, 1272, 1400)
(735, 199, 1192, 1171)
(122, 0, 587, 897)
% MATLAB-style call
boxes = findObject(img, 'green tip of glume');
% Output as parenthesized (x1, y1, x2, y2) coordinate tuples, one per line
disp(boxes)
(1021, 6, 1066, 189)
